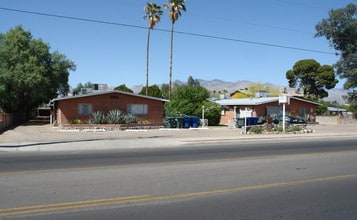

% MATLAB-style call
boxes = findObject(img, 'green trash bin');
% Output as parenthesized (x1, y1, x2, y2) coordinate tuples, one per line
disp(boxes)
(176, 117, 184, 128)
(165, 117, 176, 128)
(236, 118, 245, 128)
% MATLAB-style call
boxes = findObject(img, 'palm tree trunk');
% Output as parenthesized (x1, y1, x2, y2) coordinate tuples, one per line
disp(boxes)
(169, 22, 174, 100)
(146, 28, 151, 96)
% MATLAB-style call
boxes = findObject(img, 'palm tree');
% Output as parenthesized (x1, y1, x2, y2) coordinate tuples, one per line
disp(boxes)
(143, 3, 163, 96)
(164, 0, 186, 100)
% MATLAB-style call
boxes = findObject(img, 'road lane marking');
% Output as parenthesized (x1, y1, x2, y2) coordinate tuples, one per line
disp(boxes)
(1, 150, 357, 176)
(0, 173, 356, 217)
(0, 195, 150, 217)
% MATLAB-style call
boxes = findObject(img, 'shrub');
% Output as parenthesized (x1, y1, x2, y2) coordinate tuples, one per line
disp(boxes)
(125, 114, 139, 124)
(69, 119, 82, 124)
(273, 126, 284, 133)
(249, 125, 262, 134)
(290, 126, 302, 132)
(106, 109, 125, 124)
(89, 111, 106, 124)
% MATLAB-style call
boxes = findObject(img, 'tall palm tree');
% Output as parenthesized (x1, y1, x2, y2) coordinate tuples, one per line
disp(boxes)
(164, 0, 186, 100)
(143, 3, 163, 96)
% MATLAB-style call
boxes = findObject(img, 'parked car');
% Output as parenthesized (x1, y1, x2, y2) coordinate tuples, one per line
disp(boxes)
(257, 116, 267, 125)
(272, 115, 306, 125)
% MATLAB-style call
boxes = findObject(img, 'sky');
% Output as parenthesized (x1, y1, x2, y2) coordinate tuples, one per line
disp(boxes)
(1, 0, 356, 90)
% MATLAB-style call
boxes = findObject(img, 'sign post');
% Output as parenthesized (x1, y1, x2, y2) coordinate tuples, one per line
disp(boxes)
(279, 96, 289, 133)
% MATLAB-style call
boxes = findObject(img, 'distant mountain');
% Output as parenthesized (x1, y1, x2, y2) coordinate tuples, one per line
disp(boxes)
(322, 88, 347, 104)
(197, 79, 279, 93)
(130, 79, 347, 104)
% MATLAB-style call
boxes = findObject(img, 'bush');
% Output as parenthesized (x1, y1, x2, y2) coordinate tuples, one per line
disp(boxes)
(88, 110, 143, 124)
(124, 114, 139, 124)
(290, 126, 301, 132)
(106, 110, 125, 124)
(273, 126, 284, 133)
(89, 111, 106, 124)
(69, 119, 82, 124)
(249, 125, 262, 134)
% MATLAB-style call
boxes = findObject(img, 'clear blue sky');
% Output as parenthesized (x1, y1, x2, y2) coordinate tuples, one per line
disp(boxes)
(1, 0, 356, 89)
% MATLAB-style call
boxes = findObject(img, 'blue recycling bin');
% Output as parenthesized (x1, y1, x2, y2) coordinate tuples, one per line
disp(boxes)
(246, 117, 258, 126)
(184, 116, 192, 128)
(192, 116, 200, 128)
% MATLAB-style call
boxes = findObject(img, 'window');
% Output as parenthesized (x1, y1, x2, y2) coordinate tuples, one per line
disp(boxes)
(78, 103, 93, 115)
(300, 107, 307, 117)
(127, 104, 148, 115)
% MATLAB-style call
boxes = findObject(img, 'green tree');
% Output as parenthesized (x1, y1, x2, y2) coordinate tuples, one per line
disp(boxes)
(201, 100, 221, 126)
(165, 77, 221, 125)
(139, 84, 162, 98)
(143, 3, 163, 96)
(114, 84, 133, 93)
(247, 82, 280, 97)
(165, 84, 210, 116)
(161, 83, 169, 99)
(187, 75, 200, 87)
(0, 26, 76, 113)
(164, 0, 186, 100)
(315, 3, 357, 89)
(73, 81, 93, 95)
(316, 100, 330, 115)
(285, 59, 338, 101)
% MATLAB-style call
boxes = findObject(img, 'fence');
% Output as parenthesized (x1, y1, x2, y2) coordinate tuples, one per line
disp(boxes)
(0, 113, 32, 133)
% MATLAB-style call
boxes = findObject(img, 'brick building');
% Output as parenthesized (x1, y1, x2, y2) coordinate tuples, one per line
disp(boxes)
(216, 96, 320, 125)
(51, 91, 168, 126)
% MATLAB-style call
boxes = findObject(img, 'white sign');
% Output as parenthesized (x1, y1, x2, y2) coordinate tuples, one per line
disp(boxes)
(279, 96, 290, 104)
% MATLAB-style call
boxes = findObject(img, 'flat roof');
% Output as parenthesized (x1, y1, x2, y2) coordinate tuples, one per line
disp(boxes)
(52, 90, 169, 102)
(215, 97, 279, 106)
(215, 96, 320, 106)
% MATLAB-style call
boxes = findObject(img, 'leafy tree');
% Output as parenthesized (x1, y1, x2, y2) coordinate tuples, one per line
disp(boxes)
(0, 26, 76, 113)
(201, 100, 221, 126)
(139, 84, 162, 98)
(161, 83, 169, 99)
(114, 84, 133, 93)
(165, 77, 221, 125)
(285, 59, 338, 101)
(187, 75, 200, 87)
(316, 100, 330, 115)
(143, 3, 163, 96)
(165, 84, 210, 116)
(247, 82, 280, 97)
(164, 0, 186, 100)
(73, 81, 93, 95)
(315, 3, 357, 89)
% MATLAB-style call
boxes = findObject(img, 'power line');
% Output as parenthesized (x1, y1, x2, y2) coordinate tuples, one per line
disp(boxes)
(274, 0, 330, 10)
(186, 12, 312, 35)
(0, 7, 337, 55)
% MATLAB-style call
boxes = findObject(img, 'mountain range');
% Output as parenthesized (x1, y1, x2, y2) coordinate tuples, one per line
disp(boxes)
(131, 79, 348, 104)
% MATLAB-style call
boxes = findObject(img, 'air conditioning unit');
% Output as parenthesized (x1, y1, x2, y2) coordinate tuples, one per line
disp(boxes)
(81, 88, 93, 94)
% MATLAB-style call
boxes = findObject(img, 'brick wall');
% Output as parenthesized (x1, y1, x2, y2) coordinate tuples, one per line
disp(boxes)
(287, 98, 316, 118)
(218, 99, 318, 125)
(55, 92, 165, 126)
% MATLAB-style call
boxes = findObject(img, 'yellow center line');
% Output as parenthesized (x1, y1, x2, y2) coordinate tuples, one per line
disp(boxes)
(1, 173, 356, 217)
(0, 195, 150, 217)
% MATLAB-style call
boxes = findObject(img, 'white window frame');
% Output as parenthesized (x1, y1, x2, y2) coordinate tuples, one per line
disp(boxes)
(127, 104, 148, 115)
(78, 103, 93, 115)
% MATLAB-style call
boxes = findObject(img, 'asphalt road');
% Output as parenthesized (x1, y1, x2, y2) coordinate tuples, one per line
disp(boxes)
(1, 138, 357, 219)
(1, 137, 357, 172)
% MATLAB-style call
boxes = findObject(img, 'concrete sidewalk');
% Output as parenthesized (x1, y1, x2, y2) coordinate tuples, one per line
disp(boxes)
(0, 123, 356, 152)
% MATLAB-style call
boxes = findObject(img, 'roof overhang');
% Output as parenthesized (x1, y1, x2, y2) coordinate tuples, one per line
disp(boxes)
(52, 90, 169, 103)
